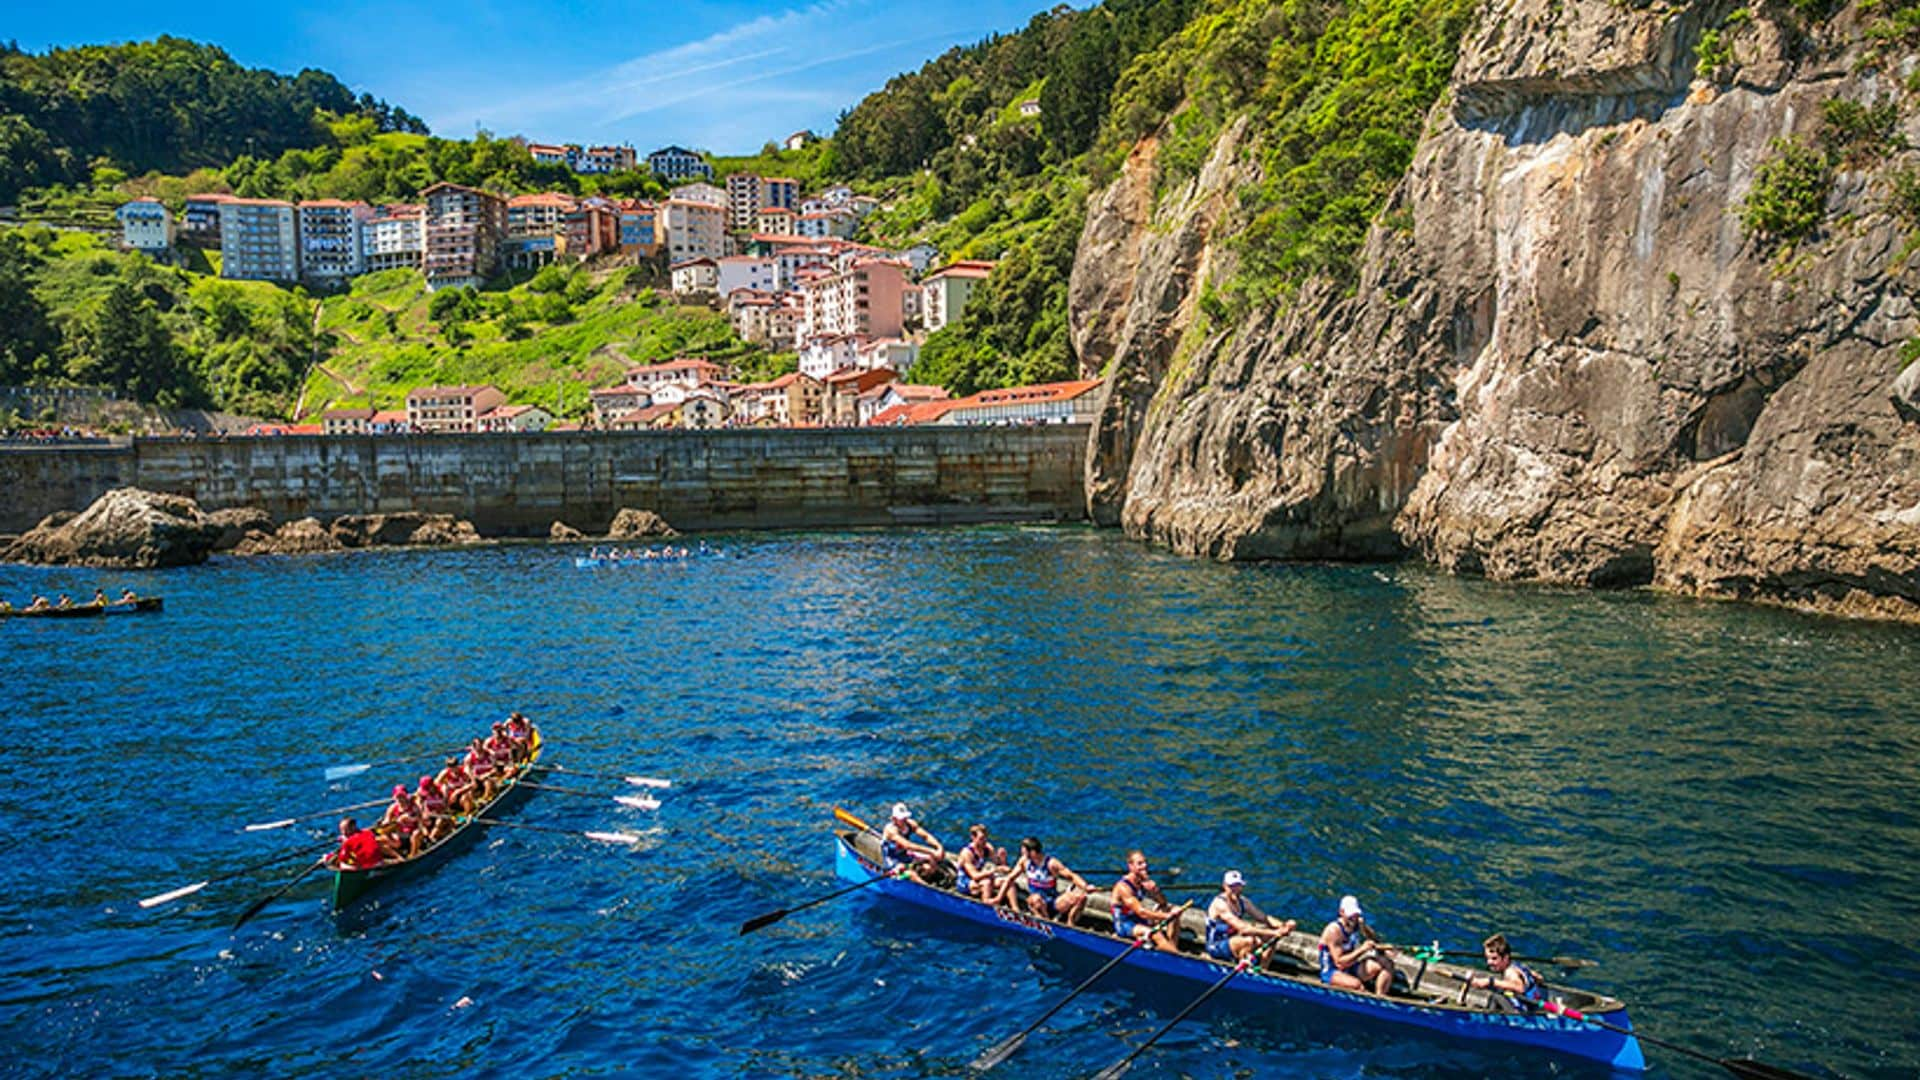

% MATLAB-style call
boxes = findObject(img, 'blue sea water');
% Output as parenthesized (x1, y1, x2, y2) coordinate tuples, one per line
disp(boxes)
(1, 526, 1916, 1079)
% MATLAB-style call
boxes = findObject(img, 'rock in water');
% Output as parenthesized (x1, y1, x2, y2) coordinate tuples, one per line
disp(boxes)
(550, 521, 584, 541)
(2, 488, 219, 568)
(206, 507, 274, 553)
(607, 508, 678, 540)
(233, 517, 342, 556)
(330, 513, 479, 548)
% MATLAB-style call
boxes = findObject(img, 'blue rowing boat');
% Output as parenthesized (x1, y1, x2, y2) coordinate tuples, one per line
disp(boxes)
(833, 826, 1646, 1072)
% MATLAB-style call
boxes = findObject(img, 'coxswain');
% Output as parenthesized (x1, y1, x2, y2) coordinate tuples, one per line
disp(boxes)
(325, 817, 382, 870)
(1205, 870, 1297, 964)
(1111, 850, 1182, 952)
(1468, 933, 1547, 1008)
(953, 824, 1008, 902)
(1001, 836, 1091, 926)
(0, 600, 12, 613)
(880, 803, 946, 885)
(1318, 894, 1395, 995)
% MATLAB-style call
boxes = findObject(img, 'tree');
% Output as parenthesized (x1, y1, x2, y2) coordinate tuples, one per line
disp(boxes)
(0, 232, 56, 380)
(1041, 12, 1119, 157)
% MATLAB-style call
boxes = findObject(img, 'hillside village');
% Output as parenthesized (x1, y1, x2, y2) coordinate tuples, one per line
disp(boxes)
(110, 139, 1101, 436)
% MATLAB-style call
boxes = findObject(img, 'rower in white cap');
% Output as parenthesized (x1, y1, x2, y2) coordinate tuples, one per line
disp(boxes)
(879, 802, 947, 885)
(1318, 893, 1395, 994)
(1204, 870, 1297, 963)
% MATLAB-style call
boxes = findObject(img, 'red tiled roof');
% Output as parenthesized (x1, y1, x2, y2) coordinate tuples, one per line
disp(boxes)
(945, 378, 1104, 412)
(869, 399, 957, 426)
(323, 407, 377, 420)
(926, 259, 995, 280)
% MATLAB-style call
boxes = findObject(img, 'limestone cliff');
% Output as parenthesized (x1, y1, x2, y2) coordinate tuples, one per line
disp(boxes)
(1079, 0, 1920, 620)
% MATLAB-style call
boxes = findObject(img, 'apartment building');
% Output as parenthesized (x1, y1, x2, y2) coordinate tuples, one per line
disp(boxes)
(405, 384, 507, 433)
(505, 193, 572, 269)
(671, 257, 719, 295)
(116, 198, 173, 253)
(755, 207, 796, 235)
(727, 290, 801, 346)
(617, 200, 660, 257)
(181, 194, 233, 246)
(528, 143, 574, 168)
(770, 244, 833, 290)
(795, 209, 856, 239)
(624, 358, 724, 392)
(858, 337, 920, 373)
(422, 182, 506, 290)
(321, 407, 376, 435)
(939, 378, 1104, 425)
(922, 259, 995, 332)
(578, 145, 636, 173)
(298, 200, 374, 284)
(564, 198, 618, 260)
(762, 177, 799, 212)
(219, 198, 300, 282)
(647, 146, 713, 181)
(738, 371, 823, 426)
(660, 199, 725, 263)
(476, 404, 554, 432)
(589, 385, 650, 427)
(799, 258, 907, 343)
(798, 334, 864, 380)
(364, 206, 424, 273)
(822, 367, 897, 426)
(716, 255, 777, 297)
(726, 173, 761, 232)
(670, 181, 726, 207)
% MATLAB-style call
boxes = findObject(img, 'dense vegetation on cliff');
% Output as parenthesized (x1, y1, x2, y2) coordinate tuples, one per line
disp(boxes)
(0, 37, 423, 204)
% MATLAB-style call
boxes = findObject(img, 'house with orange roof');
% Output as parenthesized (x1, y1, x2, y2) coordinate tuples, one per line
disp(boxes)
(405, 384, 507, 433)
(477, 403, 554, 433)
(322, 407, 376, 435)
(506, 192, 576, 268)
(116, 198, 173, 253)
(623, 357, 726, 393)
(923, 259, 995, 332)
(936, 378, 1104, 426)
(868, 398, 958, 427)
(589, 385, 651, 427)
(737, 371, 823, 426)
(671, 257, 719, 296)
(181, 193, 234, 246)
(822, 366, 898, 426)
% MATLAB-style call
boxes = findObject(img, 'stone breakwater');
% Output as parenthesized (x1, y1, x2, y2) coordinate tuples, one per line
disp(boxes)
(0, 427, 1090, 537)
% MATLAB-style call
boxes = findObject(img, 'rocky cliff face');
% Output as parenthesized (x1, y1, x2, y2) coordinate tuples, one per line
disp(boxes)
(1079, 0, 1920, 620)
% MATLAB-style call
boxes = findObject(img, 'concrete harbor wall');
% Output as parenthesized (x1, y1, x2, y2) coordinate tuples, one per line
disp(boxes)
(0, 426, 1090, 535)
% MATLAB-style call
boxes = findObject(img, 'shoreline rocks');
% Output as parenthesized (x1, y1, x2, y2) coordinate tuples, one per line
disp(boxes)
(2, 488, 221, 568)
(607, 508, 678, 540)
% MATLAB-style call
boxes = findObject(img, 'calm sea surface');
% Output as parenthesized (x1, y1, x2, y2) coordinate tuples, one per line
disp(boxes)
(1, 527, 1916, 1079)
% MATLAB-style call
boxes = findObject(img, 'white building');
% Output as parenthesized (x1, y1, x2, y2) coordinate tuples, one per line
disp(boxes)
(477, 404, 554, 432)
(901, 242, 939, 274)
(798, 335, 865, 380)
(782, 131, 812, 152)
(795, 209, 857, 239)
(670, 181, 726, 207)
(922, 260, 995, 333)
(364, 206, 425, 273)
(298, 200, 374, 284)
(799, 259, 908, 343)
(671, 258, 719, 296)
(858, 337, 920, 373)
(648, 146, 713, 181)
(716, 255, 778, 297)
(725, 173, 761, 233)
(625, 357, 725, 393)
(679, 387, 731, 430)
(940, 379, 1104, 425)
(116, 198, 174, 253)
(660, 199, 726, 263)
(219, 198, 301, 282)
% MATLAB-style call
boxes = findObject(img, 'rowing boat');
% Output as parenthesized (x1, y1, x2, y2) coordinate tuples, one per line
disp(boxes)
(0, 597, 163, 619)
(833, 826, 1646, 1071)
(331, 729, 544, 912)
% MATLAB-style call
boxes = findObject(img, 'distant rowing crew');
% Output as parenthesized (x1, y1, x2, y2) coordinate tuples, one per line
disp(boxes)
(326, 713, 537, 869)
(0, 588, 142, 613)
(882, 804, 1545, 1002)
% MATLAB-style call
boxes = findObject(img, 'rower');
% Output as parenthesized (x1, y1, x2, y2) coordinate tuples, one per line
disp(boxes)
(1001, 836, 1091, 927)
(465, 738, 500, 803)
(1467, 933, 1547, 1009)
(91, 588, 108, 606)
(954, 823, 1008, 902)
(1111, 850, 1181, 953)
(435, 755, 475, 813)
(413, 775, 456, 846)
(1205, 870, 1297, 964)
(55, 593, 72, 608)
(325, 817, 382, 870)
(26, 595, 49, 611)
(880, 803, 946, 885)
(1319, 894, 1394, 995)
(118, 589, 138, 604)
(505, 712, 534, 753)
(484, 722, 519, 773)
(379, 786, 428, 860)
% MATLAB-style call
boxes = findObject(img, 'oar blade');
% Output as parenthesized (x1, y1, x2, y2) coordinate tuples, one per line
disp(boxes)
(969, 1032, 1025, 1072)
(615, 795, 661, 810)
(739, 909, 789, 935)
(324, 763, 372, 781)
(1549, 955, 1596, 969)
(244, 818, 297, 832)
(583, 830, 644, 845)
(624, 776, 671, 789)
(138, 880, 209, 909)
(1721, 1058, 1821, 1080)
(1089, 1061, 1131, 1080)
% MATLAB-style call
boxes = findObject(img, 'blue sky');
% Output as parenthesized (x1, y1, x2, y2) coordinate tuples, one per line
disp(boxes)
(10, 0, 1061, 153)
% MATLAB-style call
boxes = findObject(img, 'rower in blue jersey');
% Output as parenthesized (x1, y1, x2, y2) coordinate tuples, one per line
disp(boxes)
(1468, 933, 1548, 1008)
(1204, 870, 1297, 963)
(1318, 894, 1395, 994)
(1111, 850, 1182, 953)
(880, 803, 947, 885)
(954, 823, 1009, 902)
(997, 836, 1091, 926)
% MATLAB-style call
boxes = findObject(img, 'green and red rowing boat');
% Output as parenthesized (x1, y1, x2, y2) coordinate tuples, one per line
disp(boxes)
(1, 597, 163, 619)
(330, 729, 544, 912)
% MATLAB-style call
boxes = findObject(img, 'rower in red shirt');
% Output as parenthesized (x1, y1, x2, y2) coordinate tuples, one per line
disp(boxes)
(326, 817, 381, 870)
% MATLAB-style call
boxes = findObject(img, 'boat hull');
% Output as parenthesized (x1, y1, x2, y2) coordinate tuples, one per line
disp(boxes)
(3, 597, 162, 619)
(833, 836, 1645, 1072)
(331, 734, 544, 912)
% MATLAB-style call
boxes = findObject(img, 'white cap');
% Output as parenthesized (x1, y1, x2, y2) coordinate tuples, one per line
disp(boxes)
(1223, 870, 1245, 888)
(1339, 895, 1364, 918)
(891, 803, 912, 821)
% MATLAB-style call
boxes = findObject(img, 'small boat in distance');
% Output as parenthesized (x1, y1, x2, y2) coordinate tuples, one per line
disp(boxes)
(0, 597, 164, 619)
(832, 822, 1645, 1072)
(330, 728, 544, 912)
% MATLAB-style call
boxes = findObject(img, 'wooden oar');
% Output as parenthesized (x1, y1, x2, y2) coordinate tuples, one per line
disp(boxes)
(243, 798, 389, 832)
(1086, 936, 1286, 1080)
(739, 865, 907, 935)
(542, 764, 671, 789)
(323, 749, 453, 782)
(1529, 998, 1818, 1080)
(232, 857, 329, 929)
(515, 781, 661, 810)
(138, 841, 333, 909)
(468, 817, 646, 844)
(971, 900, 1196, 1072)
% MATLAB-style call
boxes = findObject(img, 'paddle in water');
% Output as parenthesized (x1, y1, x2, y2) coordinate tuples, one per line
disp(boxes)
(543, 764, 672, 789)
(971, 900, 1196, 1072)
(468, 817, 647, 845)
(1527, 997, 1819, 1080)
(1086, 936, 1286, 1080)
(139, 841, 333, 909)
(515, 781, 660, 810)
(232, 857, 330, 929)
(323, 749, 455, 782)
(243, 798, 389, 832)
(739, 865, 908, 935)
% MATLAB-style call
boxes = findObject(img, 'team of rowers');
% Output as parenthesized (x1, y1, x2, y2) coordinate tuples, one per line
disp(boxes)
(0, 589, 142, 613)
(881, 804, 1546, 1005)
(584, 543, 711, 561)
(324, 714, 538, 870)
